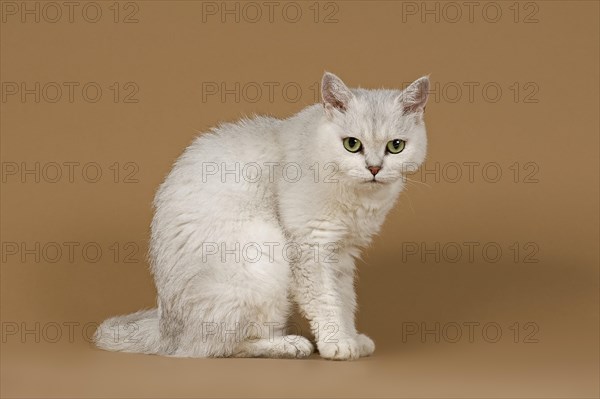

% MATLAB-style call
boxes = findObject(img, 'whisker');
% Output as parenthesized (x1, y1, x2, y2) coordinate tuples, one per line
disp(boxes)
(403, 176, 432, 189)
(404, 190, 416, 214)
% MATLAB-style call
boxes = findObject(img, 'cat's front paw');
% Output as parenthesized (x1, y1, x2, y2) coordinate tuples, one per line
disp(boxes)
(317, 337, 361, 360)
(317, 334, 375, 360)
(356, 333, 375, 357)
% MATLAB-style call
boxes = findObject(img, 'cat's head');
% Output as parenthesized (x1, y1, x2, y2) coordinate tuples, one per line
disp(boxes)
(316, 72, 429, 188)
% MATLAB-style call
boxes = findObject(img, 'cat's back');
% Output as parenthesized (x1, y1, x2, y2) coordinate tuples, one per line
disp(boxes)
(183, 115, 283, 167)
(153, 114, 284, 222)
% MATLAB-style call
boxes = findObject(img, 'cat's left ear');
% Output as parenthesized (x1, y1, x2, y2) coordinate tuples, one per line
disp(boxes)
(399, 76, 430, 115)
(321, 72, 354, 116)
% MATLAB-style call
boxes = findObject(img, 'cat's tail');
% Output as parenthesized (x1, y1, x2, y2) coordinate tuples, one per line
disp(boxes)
(93, 308, 162, 354)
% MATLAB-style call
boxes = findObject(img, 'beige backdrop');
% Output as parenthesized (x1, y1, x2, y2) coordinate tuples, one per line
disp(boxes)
(1, 1, 598, 398)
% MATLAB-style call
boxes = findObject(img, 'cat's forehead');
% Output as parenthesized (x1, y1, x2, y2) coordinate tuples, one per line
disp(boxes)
(344, 89, 407, 140)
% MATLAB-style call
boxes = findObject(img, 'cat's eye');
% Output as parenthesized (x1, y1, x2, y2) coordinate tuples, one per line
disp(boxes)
(386, 139, 406, 154)
(343, 137, 362, 153)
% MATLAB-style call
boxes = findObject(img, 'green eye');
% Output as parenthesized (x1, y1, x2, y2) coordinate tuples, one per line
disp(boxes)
(386, 139, 406, 154)
(343, 137, 362, 153)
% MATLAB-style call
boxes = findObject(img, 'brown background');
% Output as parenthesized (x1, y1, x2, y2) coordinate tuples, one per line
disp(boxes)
(1, 1, 598, 398)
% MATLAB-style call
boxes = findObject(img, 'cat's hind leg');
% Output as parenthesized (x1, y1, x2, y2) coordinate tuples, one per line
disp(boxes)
(227, 221, 314, 359)
(233, 335, 314, 359)
(167, 219, 314, 359)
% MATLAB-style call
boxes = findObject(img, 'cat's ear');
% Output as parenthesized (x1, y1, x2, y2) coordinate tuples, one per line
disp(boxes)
(321, 72, 353, 115)
(399, 76, 429, 115)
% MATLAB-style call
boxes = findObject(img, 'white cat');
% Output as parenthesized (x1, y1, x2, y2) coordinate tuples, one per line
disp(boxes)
(95, 72, 429, 360)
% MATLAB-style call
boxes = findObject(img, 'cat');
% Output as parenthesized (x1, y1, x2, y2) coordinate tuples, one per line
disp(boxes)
(94, 72, 429, 360)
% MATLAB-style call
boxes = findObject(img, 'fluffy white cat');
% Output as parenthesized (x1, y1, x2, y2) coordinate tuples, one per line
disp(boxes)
(95, 72, 429, 360)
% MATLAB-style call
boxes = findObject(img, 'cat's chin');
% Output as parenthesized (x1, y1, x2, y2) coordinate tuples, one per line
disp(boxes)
(358, 178, 392, 188)
(353, 176, 404, 190)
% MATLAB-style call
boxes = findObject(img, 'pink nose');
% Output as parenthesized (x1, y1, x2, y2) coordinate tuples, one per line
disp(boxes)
(368, 166, 381, 176)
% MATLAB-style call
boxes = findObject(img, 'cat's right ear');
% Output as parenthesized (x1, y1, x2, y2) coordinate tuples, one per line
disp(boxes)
(321, 72, 353, 116)
(399, 76, 430, 115)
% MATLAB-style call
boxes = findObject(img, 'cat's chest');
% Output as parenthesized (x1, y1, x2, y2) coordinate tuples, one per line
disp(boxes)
(291, 191, 395, 248)
(280, 181, 402, 249)
(334, 196, 391, 247)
